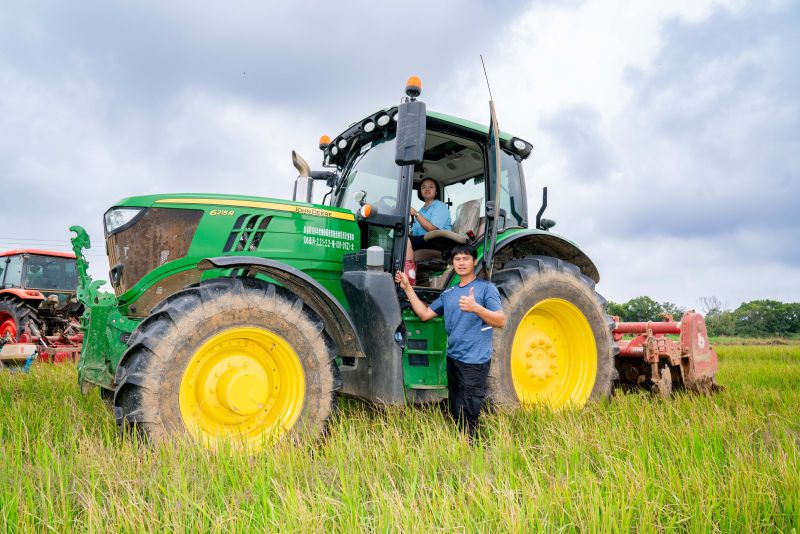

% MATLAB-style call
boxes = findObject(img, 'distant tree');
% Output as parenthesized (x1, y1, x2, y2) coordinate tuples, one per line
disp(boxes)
(608, 297, 686, 323)
(705, 309, 737, 337)
(606, 300, 628, 321)
(660, 301, 685, 320)
(701, 295, 736, 336)
(700, 296, 726, 316)
(623, 296, 664, 322)
(784, 303, 800, 334)
(734, 300, 789, 336)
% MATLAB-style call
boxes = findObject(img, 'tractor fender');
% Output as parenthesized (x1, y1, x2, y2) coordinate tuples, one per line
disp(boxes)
(0, 288, 45, 302)
(198, 256, 365, 358)
(494, 230, 600, 283)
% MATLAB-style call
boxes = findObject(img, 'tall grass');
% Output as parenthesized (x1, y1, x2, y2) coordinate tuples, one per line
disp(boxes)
(1, 345, 798, 532)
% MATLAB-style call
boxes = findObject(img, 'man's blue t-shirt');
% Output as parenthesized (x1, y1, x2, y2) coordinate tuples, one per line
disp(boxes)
(429, 278, 502, 364)
(411, 199, 452, 236)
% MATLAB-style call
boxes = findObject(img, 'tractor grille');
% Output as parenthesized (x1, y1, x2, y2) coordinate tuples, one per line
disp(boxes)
(106, 207, 203, 296)
(222, 214, 272, 252)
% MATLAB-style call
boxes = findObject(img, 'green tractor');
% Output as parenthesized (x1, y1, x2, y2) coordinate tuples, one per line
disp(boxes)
(71, 78, 614, 449)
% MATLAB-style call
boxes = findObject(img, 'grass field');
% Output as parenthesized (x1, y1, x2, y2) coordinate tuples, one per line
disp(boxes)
(1, 344, 798, 532)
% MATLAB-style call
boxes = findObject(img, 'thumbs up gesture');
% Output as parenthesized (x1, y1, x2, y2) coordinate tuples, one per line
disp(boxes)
(459, 286, 479, 313)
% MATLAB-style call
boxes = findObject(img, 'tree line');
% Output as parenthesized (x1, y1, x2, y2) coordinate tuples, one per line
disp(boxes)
(606, 296, 800, 337)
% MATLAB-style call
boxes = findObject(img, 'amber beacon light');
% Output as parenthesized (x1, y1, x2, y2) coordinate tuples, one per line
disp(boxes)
(405, 76, 422, 98)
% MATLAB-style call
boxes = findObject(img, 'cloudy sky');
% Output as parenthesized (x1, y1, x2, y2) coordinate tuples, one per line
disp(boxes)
(1, 0, 797, 310)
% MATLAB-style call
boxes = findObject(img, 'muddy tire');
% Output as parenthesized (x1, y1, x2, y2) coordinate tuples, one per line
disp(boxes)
(0, 297, 40, 342)
(488, 256, 614, 408)
(113, 277, 338, 449)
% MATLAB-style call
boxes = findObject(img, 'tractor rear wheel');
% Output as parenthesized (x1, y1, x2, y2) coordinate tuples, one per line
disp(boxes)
(0, 297, 39, 343)
(114, 277, 338, 449)
(489, 256, 614, 409)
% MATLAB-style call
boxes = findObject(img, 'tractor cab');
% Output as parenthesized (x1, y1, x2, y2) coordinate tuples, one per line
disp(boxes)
(320, 77, 533, 288)
(0, 250, 79, 303)
(0, 249, 82, 345)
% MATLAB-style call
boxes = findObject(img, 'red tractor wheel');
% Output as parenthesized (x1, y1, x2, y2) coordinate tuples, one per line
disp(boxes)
(0, 297, 38, 343)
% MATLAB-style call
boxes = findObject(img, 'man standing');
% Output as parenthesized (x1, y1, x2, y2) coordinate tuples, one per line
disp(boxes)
(395, 244, 505, 438)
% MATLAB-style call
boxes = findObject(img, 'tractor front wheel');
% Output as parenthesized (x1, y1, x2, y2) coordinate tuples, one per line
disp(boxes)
(489, 256, 614, 409)
(113, 277, 338, 449)
(0, 297, 39, 343)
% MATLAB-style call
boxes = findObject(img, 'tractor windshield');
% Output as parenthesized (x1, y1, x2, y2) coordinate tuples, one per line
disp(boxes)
(24, 256, 78, 291)
(334, 137, 401, 216)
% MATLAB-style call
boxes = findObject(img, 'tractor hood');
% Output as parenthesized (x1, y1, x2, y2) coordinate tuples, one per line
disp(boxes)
(101, 193, 358, 316)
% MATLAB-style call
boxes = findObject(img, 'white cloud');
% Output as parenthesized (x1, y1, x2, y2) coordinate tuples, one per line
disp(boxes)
(1, 0, 796, 309)
(434, 0, 798, 307)
(0, 64, 325, 282)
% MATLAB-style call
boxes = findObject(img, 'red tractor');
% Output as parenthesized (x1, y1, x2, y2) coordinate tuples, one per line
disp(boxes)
(0, 249, 84, 367)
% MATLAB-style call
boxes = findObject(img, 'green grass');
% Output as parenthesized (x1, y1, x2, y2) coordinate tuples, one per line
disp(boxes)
(711, 335, 800, 346)
(1, 345, 798, 532)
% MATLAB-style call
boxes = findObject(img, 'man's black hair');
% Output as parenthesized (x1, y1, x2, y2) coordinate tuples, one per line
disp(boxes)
(416, 177, 441, 201)
(450, 244, 477, 260)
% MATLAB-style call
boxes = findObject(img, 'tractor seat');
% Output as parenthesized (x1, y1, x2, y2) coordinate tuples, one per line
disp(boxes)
(422, 198, 482, 248)
(414, 199, 482, 285)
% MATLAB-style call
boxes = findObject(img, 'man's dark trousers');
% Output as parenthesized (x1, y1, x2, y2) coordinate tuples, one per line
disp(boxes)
(446, 356, 491, 437)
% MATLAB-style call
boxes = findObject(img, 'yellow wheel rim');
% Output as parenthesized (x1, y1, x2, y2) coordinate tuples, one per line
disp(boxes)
(510, 298, 597, 408)
(179, 327, 305, 448)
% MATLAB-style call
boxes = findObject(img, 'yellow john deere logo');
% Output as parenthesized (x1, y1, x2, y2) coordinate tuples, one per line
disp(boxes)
(156, 198, 355, 221)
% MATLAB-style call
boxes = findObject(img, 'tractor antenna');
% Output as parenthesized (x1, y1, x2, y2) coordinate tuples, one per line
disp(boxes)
(480, 55, 494, 102)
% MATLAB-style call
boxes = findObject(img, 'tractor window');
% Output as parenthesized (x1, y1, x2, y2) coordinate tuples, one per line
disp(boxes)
(335, 137, 401, 217)
(2, 256, 23, 288)
(24, 256, 78, 291)
(443, 176, 486, 220)
(498, 151, 525, 228)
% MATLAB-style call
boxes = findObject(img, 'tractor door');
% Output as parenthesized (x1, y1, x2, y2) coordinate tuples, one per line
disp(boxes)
(482, 103, 503, 277)
(481, 105, 530, 276)
(332, 134, 411, 271)
(1, 255, 24, 289)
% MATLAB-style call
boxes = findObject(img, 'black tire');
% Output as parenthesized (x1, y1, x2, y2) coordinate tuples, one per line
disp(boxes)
(488, 256, 614, 408)
(113, 277, 338, 448)
(0, 297, 40, 342)
(100, 387, 115, 408)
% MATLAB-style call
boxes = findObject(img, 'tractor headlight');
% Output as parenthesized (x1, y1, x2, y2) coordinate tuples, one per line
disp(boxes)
(507, 137, 533, 159)
(104, 207, 144, 236)
(376, 114, 390, 127)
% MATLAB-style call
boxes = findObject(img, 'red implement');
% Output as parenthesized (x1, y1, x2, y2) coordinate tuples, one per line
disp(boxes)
(613, 310, 719, 395)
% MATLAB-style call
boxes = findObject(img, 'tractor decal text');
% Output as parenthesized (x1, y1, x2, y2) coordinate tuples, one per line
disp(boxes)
(155, 198, 355, 221)
(303, 226, 355, 241)
(303, 225, 355, 251)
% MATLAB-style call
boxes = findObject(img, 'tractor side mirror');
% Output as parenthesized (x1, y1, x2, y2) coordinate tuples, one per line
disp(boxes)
(535, 186, 556, 230)
(539, 218, 556, 230)
(354, 190, 367, 206)
(395, 99, 427, 166)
